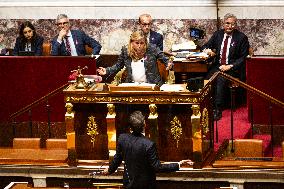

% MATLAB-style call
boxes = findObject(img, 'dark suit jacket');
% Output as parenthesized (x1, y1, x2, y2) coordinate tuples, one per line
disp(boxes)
(51, 29, 101, 56)
(105, 44, 168, 86)
(13, 35, 44, 56)
(149, 30, 163, 51)
(108, 133, 179, 189)
(201, 29, 249, 78)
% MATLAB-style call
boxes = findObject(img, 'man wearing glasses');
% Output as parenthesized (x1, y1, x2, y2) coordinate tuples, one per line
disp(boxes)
(51, 14, 101, 56)
(201, 13, 249, 120)
(139, 14, 163, 51)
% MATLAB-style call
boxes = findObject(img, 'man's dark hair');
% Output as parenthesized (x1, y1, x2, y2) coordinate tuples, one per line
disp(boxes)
(129, 111, 145, 134)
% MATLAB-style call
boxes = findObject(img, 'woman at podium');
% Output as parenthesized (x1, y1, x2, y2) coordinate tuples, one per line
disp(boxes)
(97, 30, 173, 86)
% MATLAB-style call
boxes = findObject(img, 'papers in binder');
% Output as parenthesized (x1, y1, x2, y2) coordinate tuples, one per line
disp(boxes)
(160, 84, 184, 91)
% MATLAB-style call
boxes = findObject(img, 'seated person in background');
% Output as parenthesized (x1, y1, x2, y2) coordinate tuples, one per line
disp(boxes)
(51, 14, 101, 56)
(103, 111, 193, 189)
(201, 13, 249, 120)
(13, 21, 44, 56)
(0, 32, 8, 55)
(97, 30, 173, 86)
(139, 13, 163, 51)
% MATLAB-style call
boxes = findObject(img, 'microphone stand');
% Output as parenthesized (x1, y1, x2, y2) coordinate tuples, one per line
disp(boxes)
(87, 163, 106, 189)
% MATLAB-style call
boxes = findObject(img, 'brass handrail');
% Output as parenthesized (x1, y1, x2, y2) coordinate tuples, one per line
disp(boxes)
(204, 71, 284, 108)
(10, 83, 69, 120)
(219, 71, 284, 108)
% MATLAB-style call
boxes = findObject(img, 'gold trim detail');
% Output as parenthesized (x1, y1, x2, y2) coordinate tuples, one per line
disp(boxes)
(170, 116, 183, 148)
(87, 116, 99, 147)
(201, 108, 209, 135)
(65, 102, 74, 119)
(148, 104, 158, 119)
(199, 85, 211, 102)
(65, 96, 198, 104)
(107, 104, 116, 118)
(191, 105, 201, 139)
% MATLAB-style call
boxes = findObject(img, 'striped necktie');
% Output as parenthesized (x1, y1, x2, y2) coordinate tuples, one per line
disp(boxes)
(65, 36, 71, 56)
(221, 35, 230, 65)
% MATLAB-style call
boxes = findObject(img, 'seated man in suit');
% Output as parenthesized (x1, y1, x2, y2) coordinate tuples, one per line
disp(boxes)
(139, 13, 163, 51)
(103, 111, 193, 189)
(51, 14, 102, 56)
(201, 13, 249, 120)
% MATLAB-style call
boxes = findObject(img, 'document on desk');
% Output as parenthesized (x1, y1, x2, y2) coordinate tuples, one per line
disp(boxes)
(160, 84, 184, 91)
(118, 82, 156, 87)
(109, 82, 157, 91)
(173, 52, 208, 62)
(188, 52, 208, 58)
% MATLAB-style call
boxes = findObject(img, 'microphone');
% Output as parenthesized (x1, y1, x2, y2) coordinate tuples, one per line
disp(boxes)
(89, 163, 106, 176)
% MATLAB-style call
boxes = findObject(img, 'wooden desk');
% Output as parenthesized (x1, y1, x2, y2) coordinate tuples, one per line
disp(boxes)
(7, 183, 123, 189)
(63, 83, 214, 167)
(0, 148, 68, 165)
(213, 157, 284, 169)
(173, 59, 208, 83)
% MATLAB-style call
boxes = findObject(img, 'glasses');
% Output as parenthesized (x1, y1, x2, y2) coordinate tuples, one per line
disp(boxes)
(140, 22, 152, 27)
(57, 22, 69, 26)
(225, 22, 236, 27)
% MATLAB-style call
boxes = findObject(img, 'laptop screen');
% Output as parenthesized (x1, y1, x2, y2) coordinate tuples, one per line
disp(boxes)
(189, 28, 204, 39)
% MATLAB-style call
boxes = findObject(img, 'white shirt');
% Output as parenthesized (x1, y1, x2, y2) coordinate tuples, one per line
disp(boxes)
(131, 58, 147, 83)
(220, 33, 232, 65)
(25, 42, 31, 51)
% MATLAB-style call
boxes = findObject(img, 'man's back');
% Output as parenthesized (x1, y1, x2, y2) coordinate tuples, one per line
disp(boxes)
(109, 133, 178, 189)
(121, 133, 156, 188)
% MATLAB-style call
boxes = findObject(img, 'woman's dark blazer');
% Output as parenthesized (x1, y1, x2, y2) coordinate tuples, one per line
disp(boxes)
(13, 35, 44, 56)
(105, 44, 168, 86)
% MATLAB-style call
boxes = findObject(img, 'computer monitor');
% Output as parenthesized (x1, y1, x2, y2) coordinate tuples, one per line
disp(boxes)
(18, 51, 35, 56)
(189, 28, 204, 39)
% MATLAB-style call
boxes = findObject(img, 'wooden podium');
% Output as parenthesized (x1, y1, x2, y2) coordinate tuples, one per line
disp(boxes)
(63, 82, 214, 168)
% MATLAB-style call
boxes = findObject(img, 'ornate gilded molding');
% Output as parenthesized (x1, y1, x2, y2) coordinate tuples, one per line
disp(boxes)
(198, 85, 211, 102)
(107, 103, 116, 118)
(201, 108, 209, 135)
(191, 105, 201, 139)
(65, 96, 199, 104)
(148, 104, 158, 119)
(191, 105, 202, 154)
(65, 102, 74, 119)
(167, 70, 175, 84)
(86, 116, 99, 147)
(170, 116, 183, 148)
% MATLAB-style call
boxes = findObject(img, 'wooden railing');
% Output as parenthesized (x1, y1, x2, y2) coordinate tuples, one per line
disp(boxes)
(9, 83, 69, 138)
(206, 71, 284, 157)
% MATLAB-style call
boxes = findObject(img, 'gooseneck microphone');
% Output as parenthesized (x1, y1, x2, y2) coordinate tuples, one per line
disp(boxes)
(89, 163, 106, 176)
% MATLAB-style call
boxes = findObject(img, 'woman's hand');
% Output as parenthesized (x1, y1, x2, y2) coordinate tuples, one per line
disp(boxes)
(166, 62, 174, 70)
(97, 67, 107, 75)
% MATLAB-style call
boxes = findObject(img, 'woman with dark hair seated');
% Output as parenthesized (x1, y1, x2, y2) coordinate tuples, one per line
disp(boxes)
(13, 21, 44, 56)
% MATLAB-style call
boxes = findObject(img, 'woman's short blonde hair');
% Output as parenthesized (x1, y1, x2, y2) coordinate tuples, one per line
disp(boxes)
(128, 30, 148, 61)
